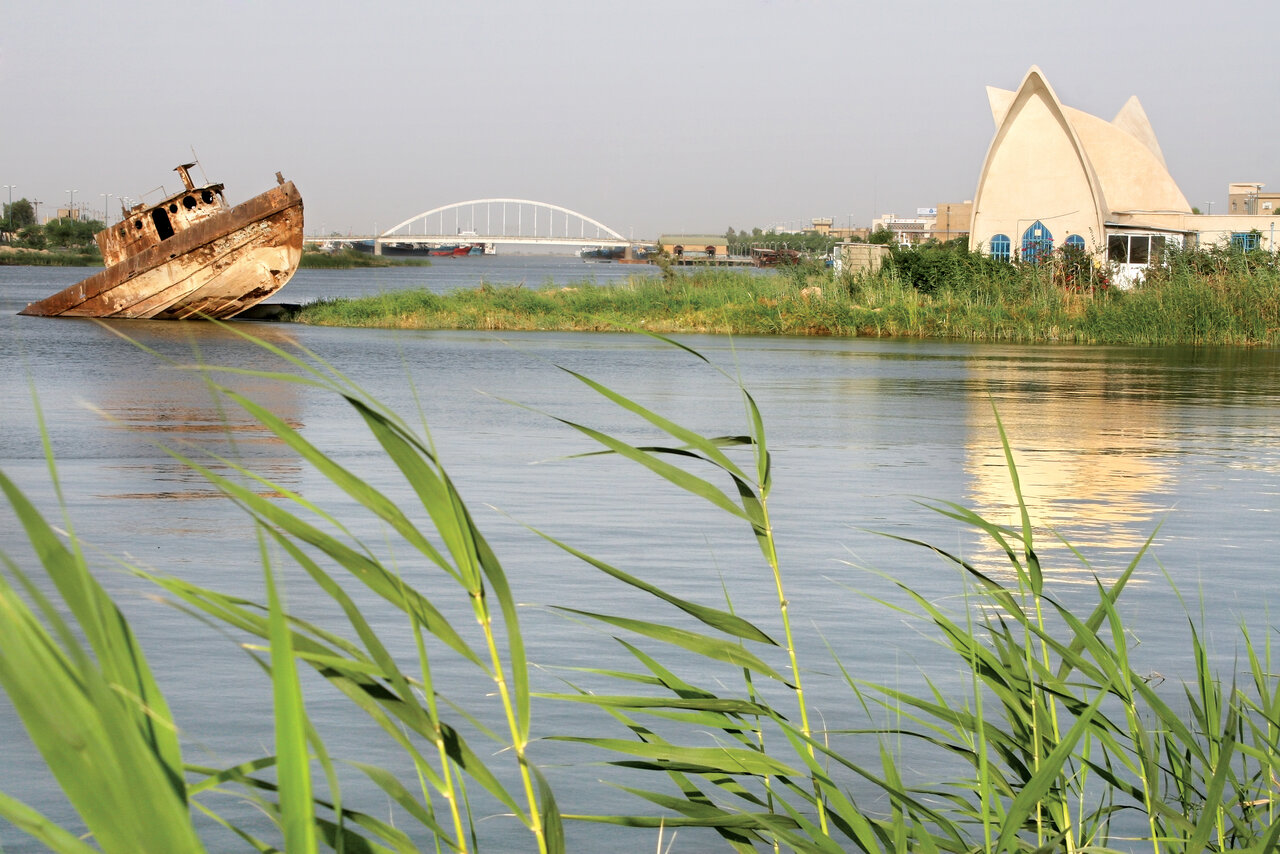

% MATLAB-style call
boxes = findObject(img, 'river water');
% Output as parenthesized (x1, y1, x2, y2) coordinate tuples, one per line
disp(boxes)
(2, 259, 1279, 851)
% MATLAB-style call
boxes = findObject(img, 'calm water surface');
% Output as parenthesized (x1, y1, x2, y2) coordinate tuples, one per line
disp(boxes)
(2, 262, 1279, 850)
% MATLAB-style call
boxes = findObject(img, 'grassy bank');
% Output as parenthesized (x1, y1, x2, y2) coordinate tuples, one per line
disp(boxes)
(292, 244, 1280, 346)
(2, 332, 1277, 852)
(298, 247, 432, 268)
(0, 247, 103, 266)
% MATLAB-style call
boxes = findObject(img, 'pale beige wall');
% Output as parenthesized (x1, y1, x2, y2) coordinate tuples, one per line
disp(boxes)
(1108, 212, 1280, 250)
(837, 243, 890, 274)
(1189, 215, 1280, 249)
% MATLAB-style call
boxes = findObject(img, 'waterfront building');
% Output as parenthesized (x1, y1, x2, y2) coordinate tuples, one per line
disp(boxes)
(970, 67, 1280, 284)
(658, 234, 729, 258)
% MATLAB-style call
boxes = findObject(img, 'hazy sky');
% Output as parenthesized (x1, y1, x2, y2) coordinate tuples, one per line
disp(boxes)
(5, 1, 1278, 239)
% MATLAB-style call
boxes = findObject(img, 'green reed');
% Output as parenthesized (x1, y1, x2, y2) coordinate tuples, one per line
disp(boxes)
(1, 329, 1279, 852)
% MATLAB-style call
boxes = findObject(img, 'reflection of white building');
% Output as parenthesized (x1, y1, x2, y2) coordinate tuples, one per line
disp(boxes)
(970, 67, 1280, 285)
(962, 363, 1174, 584)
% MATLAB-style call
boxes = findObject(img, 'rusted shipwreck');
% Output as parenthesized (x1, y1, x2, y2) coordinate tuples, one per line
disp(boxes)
(20, 164, 303, 320)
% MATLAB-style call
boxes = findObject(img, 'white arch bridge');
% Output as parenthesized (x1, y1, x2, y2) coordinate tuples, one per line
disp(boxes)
(318, 199, 636, 254)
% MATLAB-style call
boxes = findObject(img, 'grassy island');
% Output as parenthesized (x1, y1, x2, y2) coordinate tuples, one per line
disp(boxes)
(292, 243, 1280, 347)
(297, 247, 432, 269)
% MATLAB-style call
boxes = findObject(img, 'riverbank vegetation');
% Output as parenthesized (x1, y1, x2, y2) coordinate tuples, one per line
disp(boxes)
(291, 241, 1280, 346)
(0, 202, 105, 265)
(0, 246, 104, 266)
(298, 247, 432, 269)
(2, 333, 1278, 852)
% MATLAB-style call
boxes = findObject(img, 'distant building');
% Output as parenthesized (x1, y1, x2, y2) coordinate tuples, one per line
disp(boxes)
(829, 226, 870, 241)
(931, 202, 972, 242)
(870, 214, 931, 246)
(658, 234, 729, 258)
(810, 217, 834, 236)
(971, 66, 1280, 285)
(1226, 183, 1280, 215)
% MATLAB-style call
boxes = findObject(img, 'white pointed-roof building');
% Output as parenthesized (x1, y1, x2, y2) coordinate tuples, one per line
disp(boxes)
(970, 67, 1278, 283)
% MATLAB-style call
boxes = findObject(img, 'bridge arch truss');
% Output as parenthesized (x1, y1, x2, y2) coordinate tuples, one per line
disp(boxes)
(383, 198, 627, 244)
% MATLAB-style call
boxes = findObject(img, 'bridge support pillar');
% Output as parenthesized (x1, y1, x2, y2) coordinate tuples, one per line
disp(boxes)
(373, 239, 382, 256)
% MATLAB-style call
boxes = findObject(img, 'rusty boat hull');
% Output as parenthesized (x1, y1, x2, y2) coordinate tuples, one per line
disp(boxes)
(20, 180, 303, 320)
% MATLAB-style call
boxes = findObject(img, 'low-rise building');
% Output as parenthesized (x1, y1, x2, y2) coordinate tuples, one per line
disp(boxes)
(871, 214, 931, 246)
(1226, 183, 1280, 215)
(931, 202, 972, 242)
(658, 234, 729, 258)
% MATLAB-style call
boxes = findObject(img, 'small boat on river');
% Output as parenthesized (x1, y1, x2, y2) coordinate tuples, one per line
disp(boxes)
(19, 164, 303, 320)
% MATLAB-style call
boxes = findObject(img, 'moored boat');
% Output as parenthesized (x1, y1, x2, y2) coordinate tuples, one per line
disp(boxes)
(578, 245, 626, 260)
(19, 164, 303, 320)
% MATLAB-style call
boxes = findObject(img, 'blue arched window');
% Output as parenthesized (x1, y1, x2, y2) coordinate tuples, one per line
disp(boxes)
(1022, 221, 1054, 264)
(990, 234, 1011, 262)
(1065, 234, 1086, 251)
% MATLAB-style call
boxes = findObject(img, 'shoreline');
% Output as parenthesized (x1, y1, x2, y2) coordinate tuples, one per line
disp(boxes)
(283, 263, 1280, 348)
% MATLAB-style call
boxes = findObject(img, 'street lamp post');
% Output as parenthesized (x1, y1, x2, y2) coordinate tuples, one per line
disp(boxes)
(101, 193, 113, 226)
(3, 185, 14, 232)
(66, 189, 78, 221)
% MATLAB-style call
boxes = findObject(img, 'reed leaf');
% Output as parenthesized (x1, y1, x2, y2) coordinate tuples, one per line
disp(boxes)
(0, 469, 185, 781)
(529, 527, 777, 644)
(261, 531, 317, 853)
(550, 736, 799, 778)
(0, 523, 204, 852)
(556, 367, 752, 482)
(0, 784, 102, 853)
(552, 606, 787, 681)
(160, 450, 485, 668)
(222, 389, 460, 581)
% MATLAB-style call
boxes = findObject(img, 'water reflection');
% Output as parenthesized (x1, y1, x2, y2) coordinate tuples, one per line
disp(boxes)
(959, 345, 1280, 584)
(93, 360, 303, 502)
(5, 317, 306, 544)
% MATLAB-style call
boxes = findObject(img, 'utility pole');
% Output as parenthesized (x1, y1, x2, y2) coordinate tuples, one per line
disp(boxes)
(3, 185, 14, 232)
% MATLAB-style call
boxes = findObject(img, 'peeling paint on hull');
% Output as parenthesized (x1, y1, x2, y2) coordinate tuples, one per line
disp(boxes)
(20, 178, 303, 320)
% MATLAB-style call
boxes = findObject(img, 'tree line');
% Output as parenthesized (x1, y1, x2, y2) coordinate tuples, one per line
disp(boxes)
(722, 224, 899, 256)
(3, 198, 104, 251)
